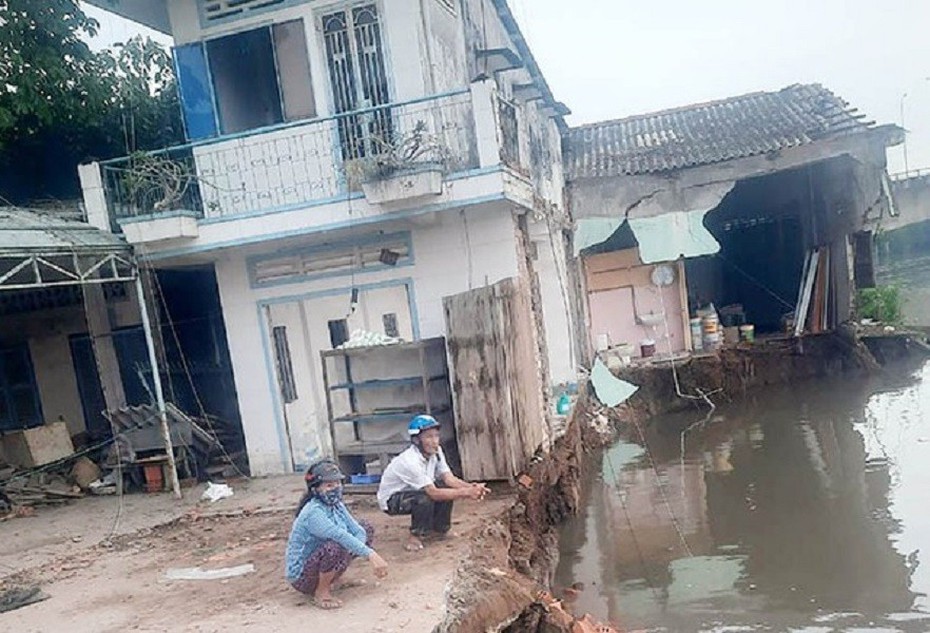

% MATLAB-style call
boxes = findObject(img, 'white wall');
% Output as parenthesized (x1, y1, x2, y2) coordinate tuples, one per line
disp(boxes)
(213, 202, 519, 475)
(527, 215, 576, 386)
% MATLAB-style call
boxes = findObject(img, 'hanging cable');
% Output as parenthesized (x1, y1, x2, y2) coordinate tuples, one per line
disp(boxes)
(135, 242, 251, 480)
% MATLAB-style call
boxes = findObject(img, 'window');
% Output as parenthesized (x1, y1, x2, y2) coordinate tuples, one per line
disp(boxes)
(382, 313, 399, 338)
(203, 20, 315, 135)
(272, 326, 298, 403)
(322, 5, 391, 159)
(0, 345, 42, 431)
(251, 233, 413, 287)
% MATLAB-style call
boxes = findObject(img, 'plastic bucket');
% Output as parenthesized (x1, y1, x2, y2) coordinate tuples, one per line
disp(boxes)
(702, 314, 720, 335)
(739, 324, 755, 342)
(703, 332, 721, 350)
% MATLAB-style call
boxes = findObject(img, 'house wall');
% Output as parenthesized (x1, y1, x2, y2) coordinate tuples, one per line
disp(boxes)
(0, 293, 141, 437)
(213, 202, 520, 475)
(584, 248, 687, 356)
(886, 173, 930, 231)
(527, 216, 576, 385)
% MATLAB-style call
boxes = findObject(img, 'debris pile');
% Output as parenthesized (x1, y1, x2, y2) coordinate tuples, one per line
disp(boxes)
(0, 461, 84, 513)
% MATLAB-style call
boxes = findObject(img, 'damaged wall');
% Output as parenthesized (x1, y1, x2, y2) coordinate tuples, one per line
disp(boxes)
(584, 248, 688, 356)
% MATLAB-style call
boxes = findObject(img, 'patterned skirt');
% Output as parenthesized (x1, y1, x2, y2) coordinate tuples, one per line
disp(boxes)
(290, 520, 375, 595)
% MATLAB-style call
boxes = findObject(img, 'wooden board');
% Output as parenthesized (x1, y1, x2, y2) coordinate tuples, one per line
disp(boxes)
(443, 278, 547, 481)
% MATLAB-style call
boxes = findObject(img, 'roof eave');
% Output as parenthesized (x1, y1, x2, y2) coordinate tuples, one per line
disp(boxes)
(84, 0, 171, 35)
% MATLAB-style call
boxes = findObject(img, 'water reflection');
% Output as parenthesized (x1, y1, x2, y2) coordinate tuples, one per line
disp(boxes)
(556, 362, 930, 632)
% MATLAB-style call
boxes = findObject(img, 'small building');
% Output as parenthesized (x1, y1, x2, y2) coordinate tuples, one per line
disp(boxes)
(80, 0, 578, 476)
(564, 84, 903, 359)
(0, 207, 147, 461)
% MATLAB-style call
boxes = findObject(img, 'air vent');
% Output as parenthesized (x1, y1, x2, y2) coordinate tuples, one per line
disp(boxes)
(200, 0, 291, 24)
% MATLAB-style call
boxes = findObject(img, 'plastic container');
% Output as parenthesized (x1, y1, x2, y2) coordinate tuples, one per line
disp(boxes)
(703, 332, 722, 351)
(556, 393, 572, 415)
(690, 318, 704, 351)
(702, 311, 720, 350)
(739, 324, 755, 343)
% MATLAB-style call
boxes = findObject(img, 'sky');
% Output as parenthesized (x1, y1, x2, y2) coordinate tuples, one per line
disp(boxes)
(84, 0, 929, 174)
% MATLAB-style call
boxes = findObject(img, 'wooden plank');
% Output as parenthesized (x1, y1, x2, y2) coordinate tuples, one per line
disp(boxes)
(795, 250, 819, 336)
(443, 277, 546, 481)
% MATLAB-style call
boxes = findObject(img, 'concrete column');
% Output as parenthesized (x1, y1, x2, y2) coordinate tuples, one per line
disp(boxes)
(82, 285, 127, 411)
(78, 162, 110, 231)
(470, 79, 501, 168)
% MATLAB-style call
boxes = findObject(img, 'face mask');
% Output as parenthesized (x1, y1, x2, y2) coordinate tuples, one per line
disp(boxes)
(318, 487, 343, 506)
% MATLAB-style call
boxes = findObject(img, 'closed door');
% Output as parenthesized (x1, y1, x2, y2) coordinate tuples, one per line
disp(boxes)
(266, 284, 413, 469)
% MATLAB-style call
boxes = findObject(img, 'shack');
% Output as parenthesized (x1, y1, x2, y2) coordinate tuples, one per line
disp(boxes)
(564, 84, 903, 360)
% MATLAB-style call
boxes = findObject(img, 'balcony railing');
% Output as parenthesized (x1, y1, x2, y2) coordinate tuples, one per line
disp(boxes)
(100, 90, 478, 222)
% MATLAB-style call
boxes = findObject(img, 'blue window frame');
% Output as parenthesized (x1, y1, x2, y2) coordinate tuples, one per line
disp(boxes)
(0, 344, 43, 431)
(174, 43, 219, 141)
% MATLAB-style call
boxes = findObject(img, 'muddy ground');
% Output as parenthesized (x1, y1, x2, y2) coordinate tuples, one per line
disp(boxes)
(0, 476, 511, 633)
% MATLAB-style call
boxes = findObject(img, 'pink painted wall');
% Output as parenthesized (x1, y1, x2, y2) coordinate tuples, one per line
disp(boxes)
(585, 249, 688, 356)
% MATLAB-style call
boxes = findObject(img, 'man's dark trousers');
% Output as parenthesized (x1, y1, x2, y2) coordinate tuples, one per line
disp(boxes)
(385, 484, 453, 537)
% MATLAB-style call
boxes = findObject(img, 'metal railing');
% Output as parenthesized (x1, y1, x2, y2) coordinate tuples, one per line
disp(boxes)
(101, 90, 478, 222)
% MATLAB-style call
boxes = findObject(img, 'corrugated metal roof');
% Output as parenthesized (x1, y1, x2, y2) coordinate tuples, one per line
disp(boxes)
(0, 207, 130, 256)
(564, 84, 873, 179)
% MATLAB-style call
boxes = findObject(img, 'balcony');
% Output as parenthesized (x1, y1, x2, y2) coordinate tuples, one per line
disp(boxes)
(80, 80, 562, 250)
(93, 89, 487, 241)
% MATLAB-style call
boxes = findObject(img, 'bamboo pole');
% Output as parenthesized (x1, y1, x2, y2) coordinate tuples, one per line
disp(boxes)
(135, 274, 181, 499)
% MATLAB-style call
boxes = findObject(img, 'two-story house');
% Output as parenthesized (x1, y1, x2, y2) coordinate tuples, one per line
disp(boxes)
(80, 0, 576, 476)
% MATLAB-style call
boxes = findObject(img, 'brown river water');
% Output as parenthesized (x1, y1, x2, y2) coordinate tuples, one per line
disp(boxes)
(556, 360, 930, 633)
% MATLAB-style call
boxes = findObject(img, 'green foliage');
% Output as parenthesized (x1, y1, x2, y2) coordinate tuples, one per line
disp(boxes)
(857, 285, 905, 324)
(0, 0, 183, 202)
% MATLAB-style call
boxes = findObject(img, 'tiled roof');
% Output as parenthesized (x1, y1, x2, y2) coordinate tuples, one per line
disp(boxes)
(564, 84, 872, 179)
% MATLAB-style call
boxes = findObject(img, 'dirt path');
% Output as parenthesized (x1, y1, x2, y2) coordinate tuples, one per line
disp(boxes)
(0, 477, 511, 632)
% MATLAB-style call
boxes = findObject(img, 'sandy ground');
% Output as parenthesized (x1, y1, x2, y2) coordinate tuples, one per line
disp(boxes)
(0, 476, 512, 633)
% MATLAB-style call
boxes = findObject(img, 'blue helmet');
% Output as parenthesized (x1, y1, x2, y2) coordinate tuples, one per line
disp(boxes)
(408, 414, 440, 437)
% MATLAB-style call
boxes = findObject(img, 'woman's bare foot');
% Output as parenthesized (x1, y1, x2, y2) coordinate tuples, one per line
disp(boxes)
(405, 535, 424, 551)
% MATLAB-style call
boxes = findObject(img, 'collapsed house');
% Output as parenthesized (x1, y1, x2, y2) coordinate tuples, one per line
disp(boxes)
(564, 84, 903, 360)
(0, 207, 245, 504)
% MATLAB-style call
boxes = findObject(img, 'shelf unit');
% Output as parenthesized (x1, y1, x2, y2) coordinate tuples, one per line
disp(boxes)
(320, 337, 457, 478)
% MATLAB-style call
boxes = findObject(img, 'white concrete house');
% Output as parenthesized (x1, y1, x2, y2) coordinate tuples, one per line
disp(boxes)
(81, 0, 576, 476)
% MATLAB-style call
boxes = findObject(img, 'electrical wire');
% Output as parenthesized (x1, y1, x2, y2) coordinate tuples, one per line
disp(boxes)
(135, 244, 251, 480)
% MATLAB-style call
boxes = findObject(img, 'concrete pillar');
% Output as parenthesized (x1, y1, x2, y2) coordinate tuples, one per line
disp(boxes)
(82, 285, 127, 411)
(78, 162, 110, 232)
(470, 79, 501, 169)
